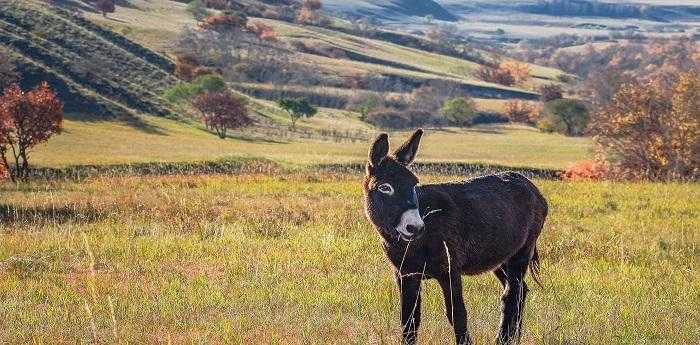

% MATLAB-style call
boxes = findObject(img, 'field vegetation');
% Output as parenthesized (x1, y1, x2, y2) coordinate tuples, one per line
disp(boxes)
(1, 173, 698, 343)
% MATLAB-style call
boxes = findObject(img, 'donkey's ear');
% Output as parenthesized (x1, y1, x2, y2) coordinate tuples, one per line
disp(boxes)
(368, 133, 389, 168)
(393, 129, 423, 166)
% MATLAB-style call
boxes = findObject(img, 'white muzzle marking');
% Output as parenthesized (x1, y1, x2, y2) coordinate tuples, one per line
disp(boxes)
(396, 208, 424, 239)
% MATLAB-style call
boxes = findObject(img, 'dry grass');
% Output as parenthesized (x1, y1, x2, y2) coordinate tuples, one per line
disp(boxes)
(1, 173, 698, 343)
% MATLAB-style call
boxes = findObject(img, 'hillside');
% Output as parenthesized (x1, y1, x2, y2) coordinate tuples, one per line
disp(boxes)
(0, 0, 591, 171)
(0, 0, 176, 117)
(323, 0, 458, 22)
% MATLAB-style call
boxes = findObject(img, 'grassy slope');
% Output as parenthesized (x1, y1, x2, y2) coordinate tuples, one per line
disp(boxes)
(0, 0, 176, 116)
(1, 174, 698, 343)
(260, 18, 561, 89)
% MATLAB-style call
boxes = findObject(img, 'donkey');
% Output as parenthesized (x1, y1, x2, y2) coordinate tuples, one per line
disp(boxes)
(362, 129, 548, 345)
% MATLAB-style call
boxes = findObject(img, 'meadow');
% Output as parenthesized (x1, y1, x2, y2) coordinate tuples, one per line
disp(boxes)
(1, 172, 698, 343)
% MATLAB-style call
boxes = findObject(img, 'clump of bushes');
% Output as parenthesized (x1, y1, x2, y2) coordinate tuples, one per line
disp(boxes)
(364, 108, 438, 129)
(560, 160, 609, 181)
(538, 99, 589, 136)
(475, 60, 531, 86)
(163, 74, 227, 104)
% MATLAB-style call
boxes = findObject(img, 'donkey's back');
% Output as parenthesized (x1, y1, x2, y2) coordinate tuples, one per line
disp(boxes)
(419, 171, 548, 276)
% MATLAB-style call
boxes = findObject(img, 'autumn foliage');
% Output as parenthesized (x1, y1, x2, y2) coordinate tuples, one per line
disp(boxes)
(246, 21, 277, 41)
(297, 0, 323, 24)
(199, 11, 248, 33)
(499, 60, 531, 84)
(191, 92, 252, 139)
(591, 72, 699, 181)
(0, 82, 64, 181)
(560, 160, 609, 181)
(504, 100, 536, 124)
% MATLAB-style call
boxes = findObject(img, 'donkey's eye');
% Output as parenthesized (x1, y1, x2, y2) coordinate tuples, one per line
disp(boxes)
(377, 183, 394, 195)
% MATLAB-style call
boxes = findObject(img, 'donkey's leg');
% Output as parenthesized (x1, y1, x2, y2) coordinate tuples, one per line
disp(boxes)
(496, 250, 530, 345)
(397, 273, 422, 345)
(438, 274, 472, 345)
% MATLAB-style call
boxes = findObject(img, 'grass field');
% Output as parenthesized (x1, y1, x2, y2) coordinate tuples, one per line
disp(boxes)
(1, 173, 698, 343)
(29, 116, 591, 169)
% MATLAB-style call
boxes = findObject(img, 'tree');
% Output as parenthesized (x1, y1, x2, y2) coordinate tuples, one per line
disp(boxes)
(94, 0, 115, 17)
(0, 82, 63, 181)
(499, 60, 531, 84)
(0, 50, 18, 90)
(539, 99, 589, 136)
(191, 91, 252, 139)
(590, 73, 699, 180)
(277, 98, 317, 129)
(539, 83, 563, 102)
(440, 97, 477, 126)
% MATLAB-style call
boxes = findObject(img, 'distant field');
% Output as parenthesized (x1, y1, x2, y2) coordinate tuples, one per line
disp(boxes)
(1, 173, 698, 343)
(29, 116, 591, 169)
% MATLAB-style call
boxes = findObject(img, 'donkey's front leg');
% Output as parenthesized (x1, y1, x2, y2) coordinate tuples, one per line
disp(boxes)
(438, 274, 472, 345)
(397, 273, 422, 345)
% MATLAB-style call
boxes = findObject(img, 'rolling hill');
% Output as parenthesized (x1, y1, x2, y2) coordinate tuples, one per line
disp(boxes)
(0, 0, 593, 170)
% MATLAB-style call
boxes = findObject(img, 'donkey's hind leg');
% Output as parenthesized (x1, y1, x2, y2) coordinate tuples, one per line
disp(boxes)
(494, 247, 531, 344)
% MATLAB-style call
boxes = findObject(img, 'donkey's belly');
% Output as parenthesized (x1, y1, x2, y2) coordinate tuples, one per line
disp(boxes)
(458, 226, 530, 275)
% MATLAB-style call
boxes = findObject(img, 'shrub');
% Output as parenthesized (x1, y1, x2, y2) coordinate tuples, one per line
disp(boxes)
(163, 74, 226, 104)
(505, 100, 536, 124)
(364, 108, 438, 129)
(539, 83, 563, 102)
(93, 0, 115, 17)
(539, 99, 589, 136)
(191, 92, 252, 138)
(246, 21, 277, 41)
(346, 93, 383, 119)
(0, 82, 63, 181)
(560, 160, 609, 181)
(364, 108, 411, 129)
(475, 65, 516, 86)
(499, 60, 531, 84)
(440, 97, 477, 126)
(199, 11, 248, 32)
(591, 73, 699, 180)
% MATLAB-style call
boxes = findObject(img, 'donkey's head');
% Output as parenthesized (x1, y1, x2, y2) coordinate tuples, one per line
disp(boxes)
(363, 129, 425, 242)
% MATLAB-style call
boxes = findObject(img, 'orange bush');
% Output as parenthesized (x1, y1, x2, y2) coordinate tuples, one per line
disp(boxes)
(505, 100, 536, 124)
(499, 60, 531, 84)
(561, 160, 609, 181)
(246, 21, 277, 41)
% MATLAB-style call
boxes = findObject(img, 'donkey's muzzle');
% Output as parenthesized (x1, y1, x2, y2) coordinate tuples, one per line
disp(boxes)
(397, 208, 425, 241)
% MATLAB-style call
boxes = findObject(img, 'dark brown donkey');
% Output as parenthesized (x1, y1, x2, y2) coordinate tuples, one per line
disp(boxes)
(362, 129, 548, 345)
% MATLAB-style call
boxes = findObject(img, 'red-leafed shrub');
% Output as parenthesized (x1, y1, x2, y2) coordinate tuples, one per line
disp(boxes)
(246, 21, 277, 41)
(560, 160, 609, 181)
(0, 82, 64, 181)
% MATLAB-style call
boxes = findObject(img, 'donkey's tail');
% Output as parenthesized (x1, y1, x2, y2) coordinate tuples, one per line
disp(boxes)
(529, 246, 543, 288)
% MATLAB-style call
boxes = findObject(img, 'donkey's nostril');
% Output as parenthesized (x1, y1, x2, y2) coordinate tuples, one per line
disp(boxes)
(406, 224, 423, 235)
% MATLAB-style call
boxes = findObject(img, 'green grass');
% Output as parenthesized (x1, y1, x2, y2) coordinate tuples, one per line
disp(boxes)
(1, 173, 698, 343)
(30, 116, 591, 169)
